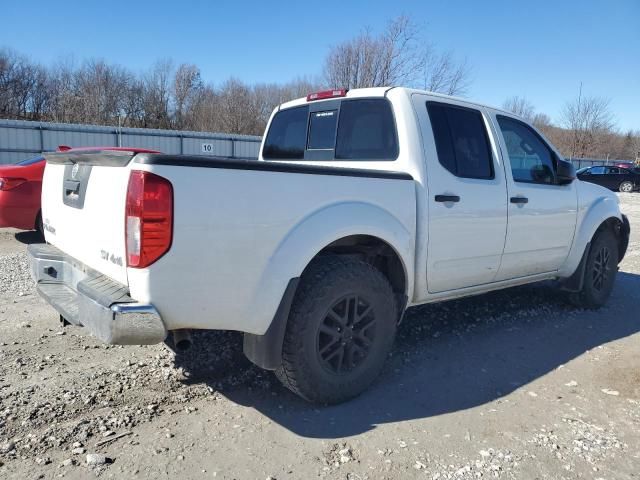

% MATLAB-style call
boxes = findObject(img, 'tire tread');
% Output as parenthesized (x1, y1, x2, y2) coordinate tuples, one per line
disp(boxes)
(276, 255, 397, 403)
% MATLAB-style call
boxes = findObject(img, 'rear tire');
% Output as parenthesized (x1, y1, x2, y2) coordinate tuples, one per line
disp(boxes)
(569, 228, 618, 309)
(275, 256, 398, 404)
(619, 181, 634, 193)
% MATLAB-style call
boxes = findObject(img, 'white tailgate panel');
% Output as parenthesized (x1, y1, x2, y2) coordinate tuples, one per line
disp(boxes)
(42, 163, 130, 285)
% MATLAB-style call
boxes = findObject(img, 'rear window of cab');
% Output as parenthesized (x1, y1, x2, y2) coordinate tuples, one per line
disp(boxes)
(262, 98, 399, 161)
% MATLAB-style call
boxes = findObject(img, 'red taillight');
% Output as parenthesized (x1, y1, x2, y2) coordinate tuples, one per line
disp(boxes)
(0, 177, 27, 191)
(125, 170, 173, 268)
(306, 89, 348, 101)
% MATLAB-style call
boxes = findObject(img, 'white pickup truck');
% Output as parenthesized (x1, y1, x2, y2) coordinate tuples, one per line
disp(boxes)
(29, 87, 630, 404)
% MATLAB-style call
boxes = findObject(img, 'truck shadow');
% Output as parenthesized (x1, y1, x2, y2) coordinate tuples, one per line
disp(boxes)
(14, 230, 44, 244)
(173, 271, 640, 439)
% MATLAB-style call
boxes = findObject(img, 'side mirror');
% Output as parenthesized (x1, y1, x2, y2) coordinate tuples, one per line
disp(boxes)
(556, 159, 576, 185)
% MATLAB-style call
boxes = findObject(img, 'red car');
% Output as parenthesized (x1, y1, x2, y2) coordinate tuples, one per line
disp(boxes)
(0, 146, 159, 234)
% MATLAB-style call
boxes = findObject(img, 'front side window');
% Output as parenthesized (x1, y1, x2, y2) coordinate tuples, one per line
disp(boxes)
(427, 102, 494, 179)
(497, 116, 556, 184)
(590, 166, 606, 175)
(262, 106, 308, 159)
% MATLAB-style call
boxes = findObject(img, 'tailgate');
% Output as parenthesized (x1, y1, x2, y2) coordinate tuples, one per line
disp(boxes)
(41, 151, 135, 286)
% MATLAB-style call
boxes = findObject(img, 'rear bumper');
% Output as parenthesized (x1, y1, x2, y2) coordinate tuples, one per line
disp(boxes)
(28, 243, 166, 345)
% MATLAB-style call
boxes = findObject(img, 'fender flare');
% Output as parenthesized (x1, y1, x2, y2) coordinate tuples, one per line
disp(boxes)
(243, 201, 415, 369)
(559, 194, 623, 279)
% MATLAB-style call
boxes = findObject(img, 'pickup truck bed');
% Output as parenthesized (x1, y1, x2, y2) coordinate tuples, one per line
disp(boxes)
(34, 150, 416, 337)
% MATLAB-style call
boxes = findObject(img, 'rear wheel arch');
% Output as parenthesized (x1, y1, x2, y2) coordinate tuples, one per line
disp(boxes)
(243, 233, 410, 371)
(311, 234, 408, 300)
(248, 201, 414, 329)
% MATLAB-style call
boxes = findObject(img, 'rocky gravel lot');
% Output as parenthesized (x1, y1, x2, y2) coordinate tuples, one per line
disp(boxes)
(1, 195, 639, 480)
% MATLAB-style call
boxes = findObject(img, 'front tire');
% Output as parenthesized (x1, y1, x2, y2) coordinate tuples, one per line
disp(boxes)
(276, 256, 398, 404)
(619, 181, 634, 193)
(569, 228, 618, 308)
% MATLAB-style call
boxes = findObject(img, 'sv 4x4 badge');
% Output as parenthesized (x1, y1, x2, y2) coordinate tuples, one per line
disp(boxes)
(100, 250, 123, 266)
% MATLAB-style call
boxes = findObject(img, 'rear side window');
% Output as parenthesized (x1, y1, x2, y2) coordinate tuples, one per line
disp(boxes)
(427, 102, 494, 179)
(262, 106, 308, 159)
(335, 99, 398, 160)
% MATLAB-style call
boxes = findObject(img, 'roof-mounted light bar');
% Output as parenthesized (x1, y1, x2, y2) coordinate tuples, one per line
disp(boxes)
(306, 89, 348, 102)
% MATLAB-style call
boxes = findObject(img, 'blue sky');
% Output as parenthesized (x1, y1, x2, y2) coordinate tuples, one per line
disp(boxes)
(2, 0, 638, 130)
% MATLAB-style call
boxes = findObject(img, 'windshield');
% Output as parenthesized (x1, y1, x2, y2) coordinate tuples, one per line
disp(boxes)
(15, 155, 44, 166)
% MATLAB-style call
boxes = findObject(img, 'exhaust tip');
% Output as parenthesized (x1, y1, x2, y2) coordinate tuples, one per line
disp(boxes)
(172, 330, 192, 352)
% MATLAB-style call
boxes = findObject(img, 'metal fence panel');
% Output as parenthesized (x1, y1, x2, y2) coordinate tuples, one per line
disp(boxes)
(234, 140, 261, 158)
(43, 130, 115, 151)
(0, 119, 262, 164)
(119, 133, 182, 154)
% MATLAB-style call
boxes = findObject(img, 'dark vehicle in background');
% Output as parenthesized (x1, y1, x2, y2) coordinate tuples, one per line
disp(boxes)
(577, 165, 639, 193)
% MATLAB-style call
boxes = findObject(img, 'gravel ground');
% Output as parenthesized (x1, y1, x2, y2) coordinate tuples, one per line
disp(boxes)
(1, 195, 639, 479)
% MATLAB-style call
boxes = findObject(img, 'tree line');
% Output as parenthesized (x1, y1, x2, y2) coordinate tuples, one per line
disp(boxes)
(0, 48, 319, 135)
(503, 94, 639, 162)
(1, 16, 637, 160)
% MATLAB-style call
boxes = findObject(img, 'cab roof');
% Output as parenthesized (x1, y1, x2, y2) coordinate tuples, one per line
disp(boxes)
(278, 86, 515, 118)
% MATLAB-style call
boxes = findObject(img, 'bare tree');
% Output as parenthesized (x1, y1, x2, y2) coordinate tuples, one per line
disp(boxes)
(324, 16, 471, 95)
(252, 77, 323, 128)
(187, 85, 219, 132)
(423, 46, 471, 95)
(73, 60, 131, 124)
(502, 96, 536, 121)
(531, 112, 551, 130)
(173, 63, 202, 129)
(215, 78, 261, 135)
(142, 59, 173, 128)
(0, 48, 43, 119)
(624, 130, 640, 163)
(561, 87, 615, 158)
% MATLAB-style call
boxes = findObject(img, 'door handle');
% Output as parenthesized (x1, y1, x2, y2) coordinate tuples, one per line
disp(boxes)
(510, 196, 528, 204)
(435, 194, 460, 203)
